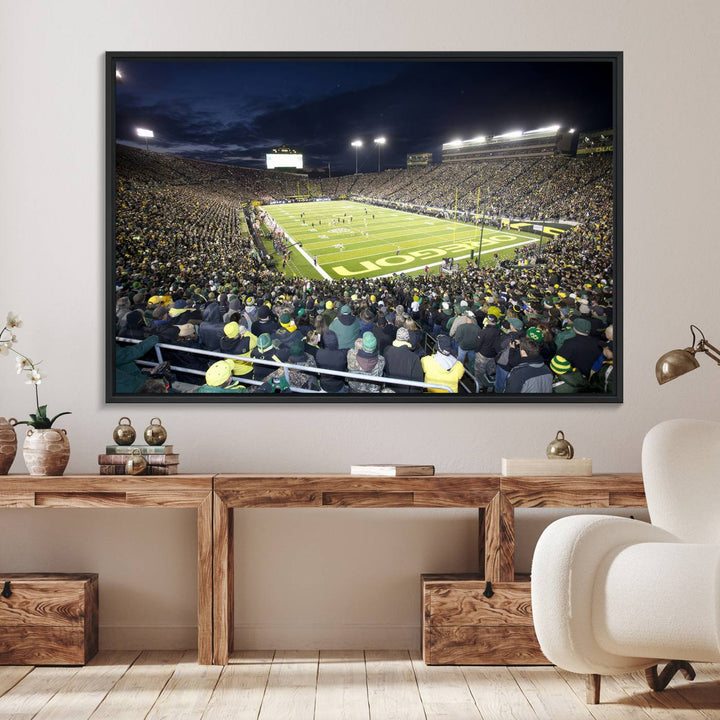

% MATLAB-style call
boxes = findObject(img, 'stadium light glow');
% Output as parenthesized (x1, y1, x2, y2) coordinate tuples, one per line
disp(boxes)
(446, 139, 463, 147)
(570, 128, 576, 133)
(471, 136, 487, 144)
(523, 124, 561, 135)
(495, 130, 523, 139)
(374, 137, 386, 172)
(351, 139, 363, 174)
(116, 69, 123, 80)
(136, 127, 154, 150)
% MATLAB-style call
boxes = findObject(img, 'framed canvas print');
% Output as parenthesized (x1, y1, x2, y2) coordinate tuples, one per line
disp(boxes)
(107, 51, 622, 403)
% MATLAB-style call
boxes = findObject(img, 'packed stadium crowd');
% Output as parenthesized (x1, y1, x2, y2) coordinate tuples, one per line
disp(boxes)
(114, 145, 615, 396)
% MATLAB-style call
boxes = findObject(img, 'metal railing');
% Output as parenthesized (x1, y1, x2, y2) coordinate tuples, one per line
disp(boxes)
(116, 338, 453, 393)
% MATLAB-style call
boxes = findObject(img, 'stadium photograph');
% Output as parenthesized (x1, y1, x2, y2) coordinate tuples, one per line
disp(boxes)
(108, 52, 621, 402)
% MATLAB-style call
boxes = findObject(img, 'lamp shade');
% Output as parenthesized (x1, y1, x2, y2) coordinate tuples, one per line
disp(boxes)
(655, 348, 700, 385)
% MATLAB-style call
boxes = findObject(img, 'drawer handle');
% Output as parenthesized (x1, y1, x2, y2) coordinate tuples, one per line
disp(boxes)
(483, 581, 494, 599)
(1, 581, 10, 599)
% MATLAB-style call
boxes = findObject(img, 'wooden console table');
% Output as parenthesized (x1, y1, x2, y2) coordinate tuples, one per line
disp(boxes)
(212, 473, 645, 665)
(0, 475, 214, 665)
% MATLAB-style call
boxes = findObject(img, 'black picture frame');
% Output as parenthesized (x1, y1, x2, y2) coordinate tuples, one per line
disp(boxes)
(107, 51, 622, 403)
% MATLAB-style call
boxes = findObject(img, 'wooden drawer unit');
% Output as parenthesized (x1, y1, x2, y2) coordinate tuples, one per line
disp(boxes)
(0, 573, 98, 665)
(422, 573, 548, 665)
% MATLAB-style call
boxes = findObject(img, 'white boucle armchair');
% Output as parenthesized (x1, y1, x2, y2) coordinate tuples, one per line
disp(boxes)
(531, 418, 720, 704)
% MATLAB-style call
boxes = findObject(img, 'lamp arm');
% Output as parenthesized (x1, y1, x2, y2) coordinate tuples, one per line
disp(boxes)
(698, 339, 720, 365)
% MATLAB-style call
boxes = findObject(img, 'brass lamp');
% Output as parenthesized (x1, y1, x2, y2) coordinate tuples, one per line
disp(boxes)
(656, 325, 720, 384)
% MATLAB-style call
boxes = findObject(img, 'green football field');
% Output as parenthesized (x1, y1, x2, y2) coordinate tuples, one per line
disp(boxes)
(260, 200, 549, 282)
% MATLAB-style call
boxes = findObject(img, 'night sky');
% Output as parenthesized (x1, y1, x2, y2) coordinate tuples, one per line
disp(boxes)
(114, 56, 615, 174)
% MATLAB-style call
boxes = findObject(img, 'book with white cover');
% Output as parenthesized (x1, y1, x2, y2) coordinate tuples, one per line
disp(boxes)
(350, 464, 435, 477)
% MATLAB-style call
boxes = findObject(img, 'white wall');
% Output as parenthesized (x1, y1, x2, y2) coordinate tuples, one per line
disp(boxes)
(1, 0, 719, 650)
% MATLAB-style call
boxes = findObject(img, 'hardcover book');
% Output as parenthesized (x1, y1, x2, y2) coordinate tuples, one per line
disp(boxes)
(349, 464, 435, 477)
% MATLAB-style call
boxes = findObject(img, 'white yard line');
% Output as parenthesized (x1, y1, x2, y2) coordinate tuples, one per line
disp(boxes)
(276, 225, 333, 281)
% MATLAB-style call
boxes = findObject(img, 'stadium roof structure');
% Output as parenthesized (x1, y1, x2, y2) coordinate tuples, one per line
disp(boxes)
(441, 125, 579, 162)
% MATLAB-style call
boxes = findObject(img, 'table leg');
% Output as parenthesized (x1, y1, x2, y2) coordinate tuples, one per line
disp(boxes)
(213, 492, 234, 665)
(483, 492, 515, 582)
(197, 493, 213, 665)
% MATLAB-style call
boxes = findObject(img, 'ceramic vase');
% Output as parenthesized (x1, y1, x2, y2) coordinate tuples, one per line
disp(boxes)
(0, 417, 18, 475)
(22, 428, 70, 476)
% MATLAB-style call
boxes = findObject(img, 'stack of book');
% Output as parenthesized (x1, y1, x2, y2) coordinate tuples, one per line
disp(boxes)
(98, 445, 179, 475)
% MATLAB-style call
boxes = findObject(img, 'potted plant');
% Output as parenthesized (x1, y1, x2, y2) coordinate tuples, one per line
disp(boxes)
(1, 312, 72, 475)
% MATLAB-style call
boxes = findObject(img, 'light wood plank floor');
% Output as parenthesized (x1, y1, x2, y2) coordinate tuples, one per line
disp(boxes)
(0, 651, 718, 720)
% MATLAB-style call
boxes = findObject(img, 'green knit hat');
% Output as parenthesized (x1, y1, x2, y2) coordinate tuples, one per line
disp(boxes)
(361, 331, 377, 353)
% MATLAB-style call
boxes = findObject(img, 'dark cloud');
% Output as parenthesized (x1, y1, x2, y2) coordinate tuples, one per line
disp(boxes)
(114, 58, 614, 172)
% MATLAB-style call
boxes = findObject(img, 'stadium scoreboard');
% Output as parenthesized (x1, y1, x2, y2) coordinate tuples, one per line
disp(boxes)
(407, 152, 432, 167)
(266, 143, 303, 170)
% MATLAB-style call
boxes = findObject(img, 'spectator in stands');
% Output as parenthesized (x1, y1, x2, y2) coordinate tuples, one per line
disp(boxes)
(558, 317, 602, 378)
(494, 318, 524, 392)
(383, 327, 423, 393)
(194, 359, 248, 394)
(473, 314, 501, 390)
(549, 354, 588, 394)
(421, 335, 465, 393)
(315, 330, 348, 393)
(250, 333, 278, 382)
(347, 332, 385, 393)
(115, 335, 159, 394)
(329, 305, 362, 350)
(251, 304, 278, 337)
(371, 314, 395, 355)
(505, 335, 553, 393)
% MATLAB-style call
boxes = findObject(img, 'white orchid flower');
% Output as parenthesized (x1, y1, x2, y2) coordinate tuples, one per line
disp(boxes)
(25, 368, 46, 385)
(16, 356, 33, 373)
(6, 312, 22, 329)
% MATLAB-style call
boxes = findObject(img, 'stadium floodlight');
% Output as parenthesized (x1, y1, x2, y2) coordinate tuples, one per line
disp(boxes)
(496, 130, 523, 140)
(374, 137, 386, 172)
(449, 138, 463, 145)
(136, 127, 154, 150)
(569, 128, 576, 133)
(116, 69, 123, 80)
(523, 124, 561, 135)
(351, 139, 363, 174)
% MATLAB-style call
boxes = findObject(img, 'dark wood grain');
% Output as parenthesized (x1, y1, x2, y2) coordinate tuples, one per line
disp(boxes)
(322, 491, 414, 507)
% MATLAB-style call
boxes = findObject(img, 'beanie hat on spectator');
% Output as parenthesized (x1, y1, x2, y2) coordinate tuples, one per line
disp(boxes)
(572, 318, 592, 335)
(359, 307, 375, 323)
(396, 327, 411, 343)
(437, 335, 454, 354)
(507, 318, 523, 331)
(526, 327, 544, 342)
(173, 299, 187, 309)
(550, 355, 572, 375)
(245, 297, 255, 306)
(361, 332, 378, 353)
(279, 313, 297, 332)
(289, 338, 304, 357)
(257, 305, 271, 320)
(325, 300, 334, 310)
(206, 359, 234, 387)
(257, 333, 272, 352)
(224, 321, 240, 339)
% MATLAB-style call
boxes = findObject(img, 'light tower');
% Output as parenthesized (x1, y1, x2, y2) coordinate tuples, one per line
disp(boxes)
(136, 127, 154, 151)
(374, 136, 386, 172)
(351, 139, 362, 174)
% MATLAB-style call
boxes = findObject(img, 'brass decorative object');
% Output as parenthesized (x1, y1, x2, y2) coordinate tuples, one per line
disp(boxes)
(546, 430, 574, 459)
(144, 418, 167, 446)
(125, 449, 147, 475)
(0, 417, 18, 475)
(656, 325, 720, 384)
(112, 417, 136, 446)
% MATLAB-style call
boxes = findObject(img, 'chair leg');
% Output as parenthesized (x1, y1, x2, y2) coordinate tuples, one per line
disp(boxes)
(645, 661, 696, 692)
(586, 674, 601, 704)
